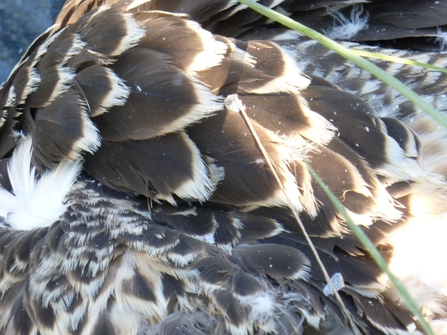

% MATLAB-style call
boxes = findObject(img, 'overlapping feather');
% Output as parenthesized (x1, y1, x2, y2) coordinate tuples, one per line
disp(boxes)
(0, 0, 446, 335)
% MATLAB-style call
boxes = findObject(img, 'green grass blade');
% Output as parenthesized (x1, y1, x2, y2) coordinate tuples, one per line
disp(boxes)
(237, 0, 447, 130)
(305, 161, 434, 335)
(236, 1, 437, 334)
(351, 49, 447, 74)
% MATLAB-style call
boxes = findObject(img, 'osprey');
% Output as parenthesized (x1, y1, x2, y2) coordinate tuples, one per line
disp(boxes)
(0, 1, 446, 334)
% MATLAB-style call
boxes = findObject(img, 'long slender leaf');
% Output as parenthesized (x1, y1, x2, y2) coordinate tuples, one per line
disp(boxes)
(237, 1, 437, 334)
(351, 49, 447, 74)
(305, 162, 434, 335)
(237, 0, 447, 130)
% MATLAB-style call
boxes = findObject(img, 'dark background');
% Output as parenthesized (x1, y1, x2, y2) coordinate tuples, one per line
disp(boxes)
(0, 0, 65, 83)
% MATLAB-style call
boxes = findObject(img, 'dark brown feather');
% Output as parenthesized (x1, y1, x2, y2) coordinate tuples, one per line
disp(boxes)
(0, 1, 446, 335)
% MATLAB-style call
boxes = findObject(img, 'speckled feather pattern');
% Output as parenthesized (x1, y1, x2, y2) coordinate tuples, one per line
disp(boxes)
(0, 1, 446, 334)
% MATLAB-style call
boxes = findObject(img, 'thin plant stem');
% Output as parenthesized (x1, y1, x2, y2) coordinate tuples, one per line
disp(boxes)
(237, 1, 437, 334)
(237, 0, 447, 130)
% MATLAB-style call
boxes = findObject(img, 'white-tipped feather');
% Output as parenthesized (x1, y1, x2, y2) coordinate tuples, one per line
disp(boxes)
(47, 66, 77, 103)
(156, 77, 223, 138)
(114, 252, 167, 324)
(63, 33, 87, 63)
(184, 20, 228, 74)
(247, 45, 336, 145)
(90, 67, 131, 117)
(69, 106, 101, 159)
(5, 85, 16, 107)
(32, 27, 66, 68)
(18, 67, 41, 104)
(111, 13, 147, 56)
(232, 44, 257, 68)
(153, 132, 217, 204)
(249, 44, 310, 94)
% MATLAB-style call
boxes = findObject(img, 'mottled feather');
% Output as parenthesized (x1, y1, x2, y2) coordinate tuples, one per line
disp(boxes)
(0, 1, 446, 335)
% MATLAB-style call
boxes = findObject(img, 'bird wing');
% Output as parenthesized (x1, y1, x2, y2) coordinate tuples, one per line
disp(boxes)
(0, 1, 447, 334)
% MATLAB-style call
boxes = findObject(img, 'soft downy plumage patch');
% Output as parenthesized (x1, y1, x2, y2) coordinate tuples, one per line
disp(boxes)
(0, 136, 81, 230)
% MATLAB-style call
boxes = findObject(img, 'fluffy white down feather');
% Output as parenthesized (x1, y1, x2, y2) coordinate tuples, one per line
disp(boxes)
(0, 136, 82, 230)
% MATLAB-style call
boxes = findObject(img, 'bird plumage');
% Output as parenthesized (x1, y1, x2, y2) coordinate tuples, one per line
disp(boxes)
(0, 0, 447, 334)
